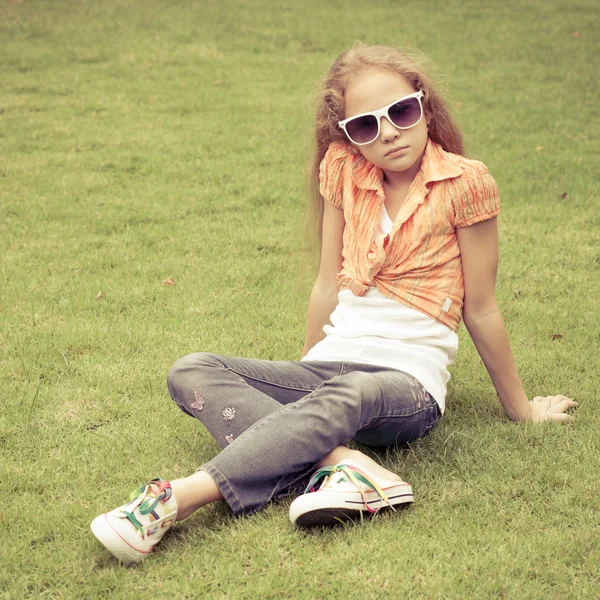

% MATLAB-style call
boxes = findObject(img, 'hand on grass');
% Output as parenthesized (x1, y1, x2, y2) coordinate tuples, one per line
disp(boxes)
(528, 395, 578, 423)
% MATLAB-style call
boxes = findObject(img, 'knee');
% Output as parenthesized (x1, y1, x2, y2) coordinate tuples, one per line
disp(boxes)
(167, 353, 191, 396)
(167, 352, 220, 401)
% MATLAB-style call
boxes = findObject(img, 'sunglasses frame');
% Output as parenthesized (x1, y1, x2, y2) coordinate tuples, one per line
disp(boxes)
(338, 90, 425, 146)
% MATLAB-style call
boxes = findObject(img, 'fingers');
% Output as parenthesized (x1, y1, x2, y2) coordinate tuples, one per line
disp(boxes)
(528, 395, 578, 423)
(532, 395, 578, 410)
(555, 398, 578, 413)
(550, 394, 576, 404)
(549, 412, 574, 424)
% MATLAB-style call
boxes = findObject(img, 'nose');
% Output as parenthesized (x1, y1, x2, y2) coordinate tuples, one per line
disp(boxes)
(379, 116, 399, 142)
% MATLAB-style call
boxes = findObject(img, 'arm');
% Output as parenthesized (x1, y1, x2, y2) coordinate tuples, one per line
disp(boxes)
(456, 218, 577, 422)
(301, 201, 345, 358)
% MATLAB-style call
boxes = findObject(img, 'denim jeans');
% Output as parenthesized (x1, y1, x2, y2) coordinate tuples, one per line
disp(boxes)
(167, 352, 442, 516)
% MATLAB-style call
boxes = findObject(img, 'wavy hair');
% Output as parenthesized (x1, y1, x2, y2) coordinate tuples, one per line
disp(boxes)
(306, 44, 465, 254)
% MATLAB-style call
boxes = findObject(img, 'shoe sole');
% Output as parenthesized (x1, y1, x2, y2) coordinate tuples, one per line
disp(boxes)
(90, 513, 151, 565)
(290, 483, 414, 527)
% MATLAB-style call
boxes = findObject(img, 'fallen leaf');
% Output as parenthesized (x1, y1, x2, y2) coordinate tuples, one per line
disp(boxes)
(560, 192, 568, 199)
(574, 31, 581, 38)
(162, 277, 176, 287)
(550, 333, 563, 341)
(95, 290, 104, 300)
(536, 145, 544, 151)
(214, 80, 221, 86)
(514, 290, 522, 298)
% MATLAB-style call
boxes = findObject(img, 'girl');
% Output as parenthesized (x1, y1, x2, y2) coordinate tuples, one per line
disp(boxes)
(90, 44, 577, 565)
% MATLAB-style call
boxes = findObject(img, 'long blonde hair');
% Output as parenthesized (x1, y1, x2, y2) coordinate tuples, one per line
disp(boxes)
(307, 44, 464, 254)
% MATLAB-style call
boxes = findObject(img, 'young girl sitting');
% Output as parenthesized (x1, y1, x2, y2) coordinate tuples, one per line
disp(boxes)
(91, 44, 577, 565)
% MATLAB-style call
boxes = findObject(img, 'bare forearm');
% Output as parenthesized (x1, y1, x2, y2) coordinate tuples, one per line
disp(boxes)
(463, 304, 530, 421)
(301, 283, 339, 358)
(457, 221, 576, 424)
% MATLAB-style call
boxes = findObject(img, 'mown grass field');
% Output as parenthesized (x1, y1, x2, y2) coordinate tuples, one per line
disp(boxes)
(1, 0, 599, 598)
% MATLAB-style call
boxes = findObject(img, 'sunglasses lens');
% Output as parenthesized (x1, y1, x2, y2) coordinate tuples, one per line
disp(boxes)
(389, 97, 422, 128)
(345, 114, 378, 144)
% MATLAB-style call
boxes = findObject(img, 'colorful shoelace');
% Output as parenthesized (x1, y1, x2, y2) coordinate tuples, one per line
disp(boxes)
(120, 478, 172, 536)
(304, 464, 395, 514)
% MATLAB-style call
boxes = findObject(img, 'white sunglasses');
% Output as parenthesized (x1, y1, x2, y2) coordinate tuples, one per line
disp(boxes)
(338, 90, 425, 145)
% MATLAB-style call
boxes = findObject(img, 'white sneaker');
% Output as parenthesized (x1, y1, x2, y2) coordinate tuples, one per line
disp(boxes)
(289, 460, 413, 527)
(90, 478, 178, 565)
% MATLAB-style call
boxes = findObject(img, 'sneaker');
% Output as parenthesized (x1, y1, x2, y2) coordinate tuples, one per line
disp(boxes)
(289, 460, 413, 527)
(90, 477, 178, 565)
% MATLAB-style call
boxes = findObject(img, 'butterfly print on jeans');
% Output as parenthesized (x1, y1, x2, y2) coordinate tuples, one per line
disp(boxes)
(190, 391, 205, 411)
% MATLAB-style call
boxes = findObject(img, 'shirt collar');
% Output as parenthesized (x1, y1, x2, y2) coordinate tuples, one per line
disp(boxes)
(347, 139, 463, 191)
(420, 139, 463, 185)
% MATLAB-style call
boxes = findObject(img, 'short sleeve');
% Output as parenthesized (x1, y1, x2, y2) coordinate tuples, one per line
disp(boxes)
(318, 142, 350, 210)
(451, 162, 500, 228)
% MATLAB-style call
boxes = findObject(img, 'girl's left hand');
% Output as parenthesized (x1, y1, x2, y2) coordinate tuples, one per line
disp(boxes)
(528, 395, 578, 423)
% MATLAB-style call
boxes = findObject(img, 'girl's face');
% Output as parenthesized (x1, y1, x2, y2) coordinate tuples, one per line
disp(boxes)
(343, 68, 429, 181)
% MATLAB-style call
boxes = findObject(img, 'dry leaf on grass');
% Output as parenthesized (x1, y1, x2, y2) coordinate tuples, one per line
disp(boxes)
(162, 277, 176, 287)
(574, 31, 581, 38)
(536, 145, 544, 151)
(95, 290, 104, 300)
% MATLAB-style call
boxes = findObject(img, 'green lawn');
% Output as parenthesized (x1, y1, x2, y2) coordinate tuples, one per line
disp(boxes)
(1, 0, 599, 597)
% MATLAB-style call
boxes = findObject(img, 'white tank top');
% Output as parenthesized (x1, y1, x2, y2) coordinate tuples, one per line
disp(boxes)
(302, 205, 458, 413)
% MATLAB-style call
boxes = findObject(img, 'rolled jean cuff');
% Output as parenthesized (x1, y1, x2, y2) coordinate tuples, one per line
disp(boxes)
(198, 463, 245, 516)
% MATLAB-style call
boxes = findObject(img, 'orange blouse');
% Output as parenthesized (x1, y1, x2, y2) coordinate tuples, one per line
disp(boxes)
(319, 139, 500, 331)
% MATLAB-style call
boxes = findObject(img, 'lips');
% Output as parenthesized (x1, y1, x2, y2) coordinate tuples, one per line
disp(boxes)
(386, 145, 409, 157)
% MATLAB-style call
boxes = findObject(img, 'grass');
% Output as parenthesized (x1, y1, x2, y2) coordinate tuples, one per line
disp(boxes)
(1, 0, 599, 597)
